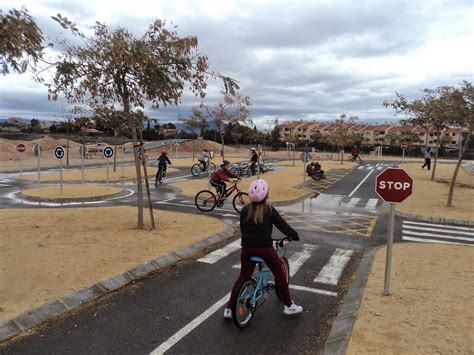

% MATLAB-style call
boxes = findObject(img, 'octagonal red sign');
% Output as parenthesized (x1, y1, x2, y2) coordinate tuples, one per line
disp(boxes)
(16, 143, 26, 153)
(375, 167, 414, 203)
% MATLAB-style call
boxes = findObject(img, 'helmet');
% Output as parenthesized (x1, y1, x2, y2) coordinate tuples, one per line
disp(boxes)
(203, 148, 208, 152)
(248, 179, 269, 203)
(161, 150, 167, 155)
(221, 160, 230, 167)
(251, 147, 256, 151)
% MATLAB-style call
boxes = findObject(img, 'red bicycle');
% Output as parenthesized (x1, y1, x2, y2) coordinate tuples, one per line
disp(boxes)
(195, 179, 250, 213)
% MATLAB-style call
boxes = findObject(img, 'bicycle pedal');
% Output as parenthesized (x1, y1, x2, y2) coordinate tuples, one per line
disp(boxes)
(266, 282, 275, 290)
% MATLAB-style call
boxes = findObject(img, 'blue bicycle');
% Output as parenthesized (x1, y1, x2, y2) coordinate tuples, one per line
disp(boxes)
(232, 238, 290, 328)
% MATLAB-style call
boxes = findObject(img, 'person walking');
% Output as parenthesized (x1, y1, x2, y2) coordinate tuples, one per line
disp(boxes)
(223, 179, 303, 319)
(421, 147, 433, 170)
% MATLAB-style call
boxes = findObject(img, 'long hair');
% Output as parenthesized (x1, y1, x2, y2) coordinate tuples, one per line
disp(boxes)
(245, 199, 269, 224)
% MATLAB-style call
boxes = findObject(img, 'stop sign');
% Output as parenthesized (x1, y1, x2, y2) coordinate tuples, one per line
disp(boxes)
(375, 168, 414, 203)
(16, 143, 26, 153)
(400, 143, 408, 149)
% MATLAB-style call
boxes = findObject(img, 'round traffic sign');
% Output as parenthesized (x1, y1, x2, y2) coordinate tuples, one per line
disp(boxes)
(400, 143, 408, 149)
(375, 167, 414, 203)
(33, 144, 42, 157)
(103, 146, 114, 158)
(17, 143, 26, 153)
(54, 146, 65, 159)
(96, 140, 102, 146)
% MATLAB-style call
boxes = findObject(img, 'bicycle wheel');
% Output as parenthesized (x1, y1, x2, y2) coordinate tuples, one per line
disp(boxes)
(195, 190, 217, 212)
(232, 192, 250, 214)
(207, 162, 217, 174)
(275, 257, 290, 300)
(232, 278, 257, 329)
(229, 167, 240, 177)
(191, 164, 201, 176)
(157, 168, 164, 184)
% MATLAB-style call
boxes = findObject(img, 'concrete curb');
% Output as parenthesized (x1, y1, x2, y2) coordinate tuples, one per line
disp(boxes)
(396, 211, 474, 226)
(0, 224, 238, 343)
(16, 188, 131, 203)
(323, 246, 381, 355)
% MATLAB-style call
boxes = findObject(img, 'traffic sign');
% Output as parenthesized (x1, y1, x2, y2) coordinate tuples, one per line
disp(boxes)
(103, 146, 114, 158)
(96, 140, 102, 146)
(54, 146, 65, 159)
(33, 144, 42, 157)
(375, 168, 414, 203)
(17, 144, 26, 153)
(79, 145, 88, 157)
(400, 143, 408, 149)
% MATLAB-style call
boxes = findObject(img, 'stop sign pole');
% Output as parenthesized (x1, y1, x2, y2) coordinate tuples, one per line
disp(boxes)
(375, 168, 414, 296)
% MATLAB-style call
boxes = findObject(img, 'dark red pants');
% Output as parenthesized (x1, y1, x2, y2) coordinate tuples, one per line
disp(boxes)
(227, 247, 292, 308)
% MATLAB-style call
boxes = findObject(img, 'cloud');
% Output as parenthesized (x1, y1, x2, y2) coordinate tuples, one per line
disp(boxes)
(1, 0, 473, 128)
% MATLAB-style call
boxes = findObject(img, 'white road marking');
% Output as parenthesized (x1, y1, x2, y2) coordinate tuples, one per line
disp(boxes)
(166, 174, 194, 181)
(197, 239, 241, 264)
(289, 285, 337, 297)
(348, 169, 374, 197)
(287, 244, 319, 277)
(364, 198, 379, 209)
(314, 248, 353, 285)
(376, 166, 383, 170)
(357, 166, 364, 170)
(333, 196, 343, 205)
(402, 230, 473, 242)
(150, 292, 230, 355)
(403, 220, 474, 232)
(402, 236, 473, 247)
(345, 197, 361, 208)
(403, 224, 474, 236)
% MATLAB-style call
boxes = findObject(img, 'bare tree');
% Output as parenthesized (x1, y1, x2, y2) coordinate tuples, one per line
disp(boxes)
(179, 107, 202, 160)
(327, 114, 359, 164)
(46, 18, 238, 229)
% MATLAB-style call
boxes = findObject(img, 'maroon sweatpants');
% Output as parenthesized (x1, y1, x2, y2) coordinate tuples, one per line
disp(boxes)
(227, 246, 292, 308)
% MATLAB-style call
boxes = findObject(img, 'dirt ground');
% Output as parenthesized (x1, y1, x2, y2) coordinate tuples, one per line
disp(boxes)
(346, 244, 474, 354)
(0, 207, 226, 320)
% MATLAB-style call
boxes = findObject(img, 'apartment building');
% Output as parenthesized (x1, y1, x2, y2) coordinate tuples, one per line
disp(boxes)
(278, 121, 465, 149)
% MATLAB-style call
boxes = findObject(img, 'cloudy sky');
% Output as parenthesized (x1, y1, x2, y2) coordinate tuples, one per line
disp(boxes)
(1, 0, 473, 128)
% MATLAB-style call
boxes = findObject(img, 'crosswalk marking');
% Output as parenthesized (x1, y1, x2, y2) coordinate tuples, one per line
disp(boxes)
(403, 220, 474, 232)
(402, 236, 473, 246)
(314, 248, 353, 285)
(197, 239, 241, 264)
(345, 197, 361, 208)
(289, 285, 337, 297)
(364, 199, 378, 209)
(402, 220, 474, 246)
(287, 244, 319, 277)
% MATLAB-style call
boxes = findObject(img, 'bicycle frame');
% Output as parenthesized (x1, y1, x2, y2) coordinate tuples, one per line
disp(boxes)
(245, 264, 272, 308)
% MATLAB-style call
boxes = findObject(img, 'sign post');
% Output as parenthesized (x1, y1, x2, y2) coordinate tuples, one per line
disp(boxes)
(121, 145, 126, 178)
(54, 146, 65, 193)
(16, 144, 26, 176)
(400, 143, 408, 161)
(79, 145, 88, 184)
(33, 144, 42, 185)
(103, 146, 114, 188)
(375, 167, 414, 296)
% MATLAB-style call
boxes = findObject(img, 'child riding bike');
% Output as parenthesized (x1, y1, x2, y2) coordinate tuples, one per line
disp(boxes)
(155, 150, 172, 186)
(223, 179, 303, 319)
(210, 160, 239, 198)
(197, 148, 210, 170)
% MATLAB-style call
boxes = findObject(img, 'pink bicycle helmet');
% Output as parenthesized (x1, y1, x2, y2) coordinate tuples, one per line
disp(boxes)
(248, 179, 269, 203)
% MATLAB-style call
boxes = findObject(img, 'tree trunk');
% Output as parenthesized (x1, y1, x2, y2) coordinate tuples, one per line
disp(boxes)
(192, 137, 195, 161)
(220, 131, 225, 160)
(430, 130, 440, 181)
(138, 129, 155, 229)
(124, 100, 144, 229)
(446, 128, 471, 207)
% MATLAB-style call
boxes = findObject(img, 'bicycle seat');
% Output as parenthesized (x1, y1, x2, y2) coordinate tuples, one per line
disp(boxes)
(250, 256, 264, 263)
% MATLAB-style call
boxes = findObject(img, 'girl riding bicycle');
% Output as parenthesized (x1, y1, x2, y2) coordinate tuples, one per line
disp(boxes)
(155, 151, 172, 186)
(210, 160, 239, 198)
(223, 179, 303, 319)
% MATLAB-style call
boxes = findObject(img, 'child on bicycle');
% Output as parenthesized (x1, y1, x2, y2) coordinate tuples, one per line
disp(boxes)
(223, 179, 303, 319)
(210, 160, 239, 198)
(351, 145, 360, 161)
(250, 147, 258, 176)
(155, 150, 172, 186)
(197, 148, 210, 170)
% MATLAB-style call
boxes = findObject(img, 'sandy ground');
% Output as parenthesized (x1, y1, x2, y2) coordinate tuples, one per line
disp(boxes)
(346, 244, 474, 354)
(398, 163, 474, 221)
(0, 207, 226, 320)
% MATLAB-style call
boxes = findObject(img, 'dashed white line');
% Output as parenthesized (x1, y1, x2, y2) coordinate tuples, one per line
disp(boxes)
(345, 197, 361, 208)
(287, 244, 319, 277)
(198, 239, 241, 264)
(364, 198, 378, 209)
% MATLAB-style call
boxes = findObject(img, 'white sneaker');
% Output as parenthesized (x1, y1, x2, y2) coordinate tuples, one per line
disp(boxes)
(223, 308, 232, 319)
(283, 302, 303, 315)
